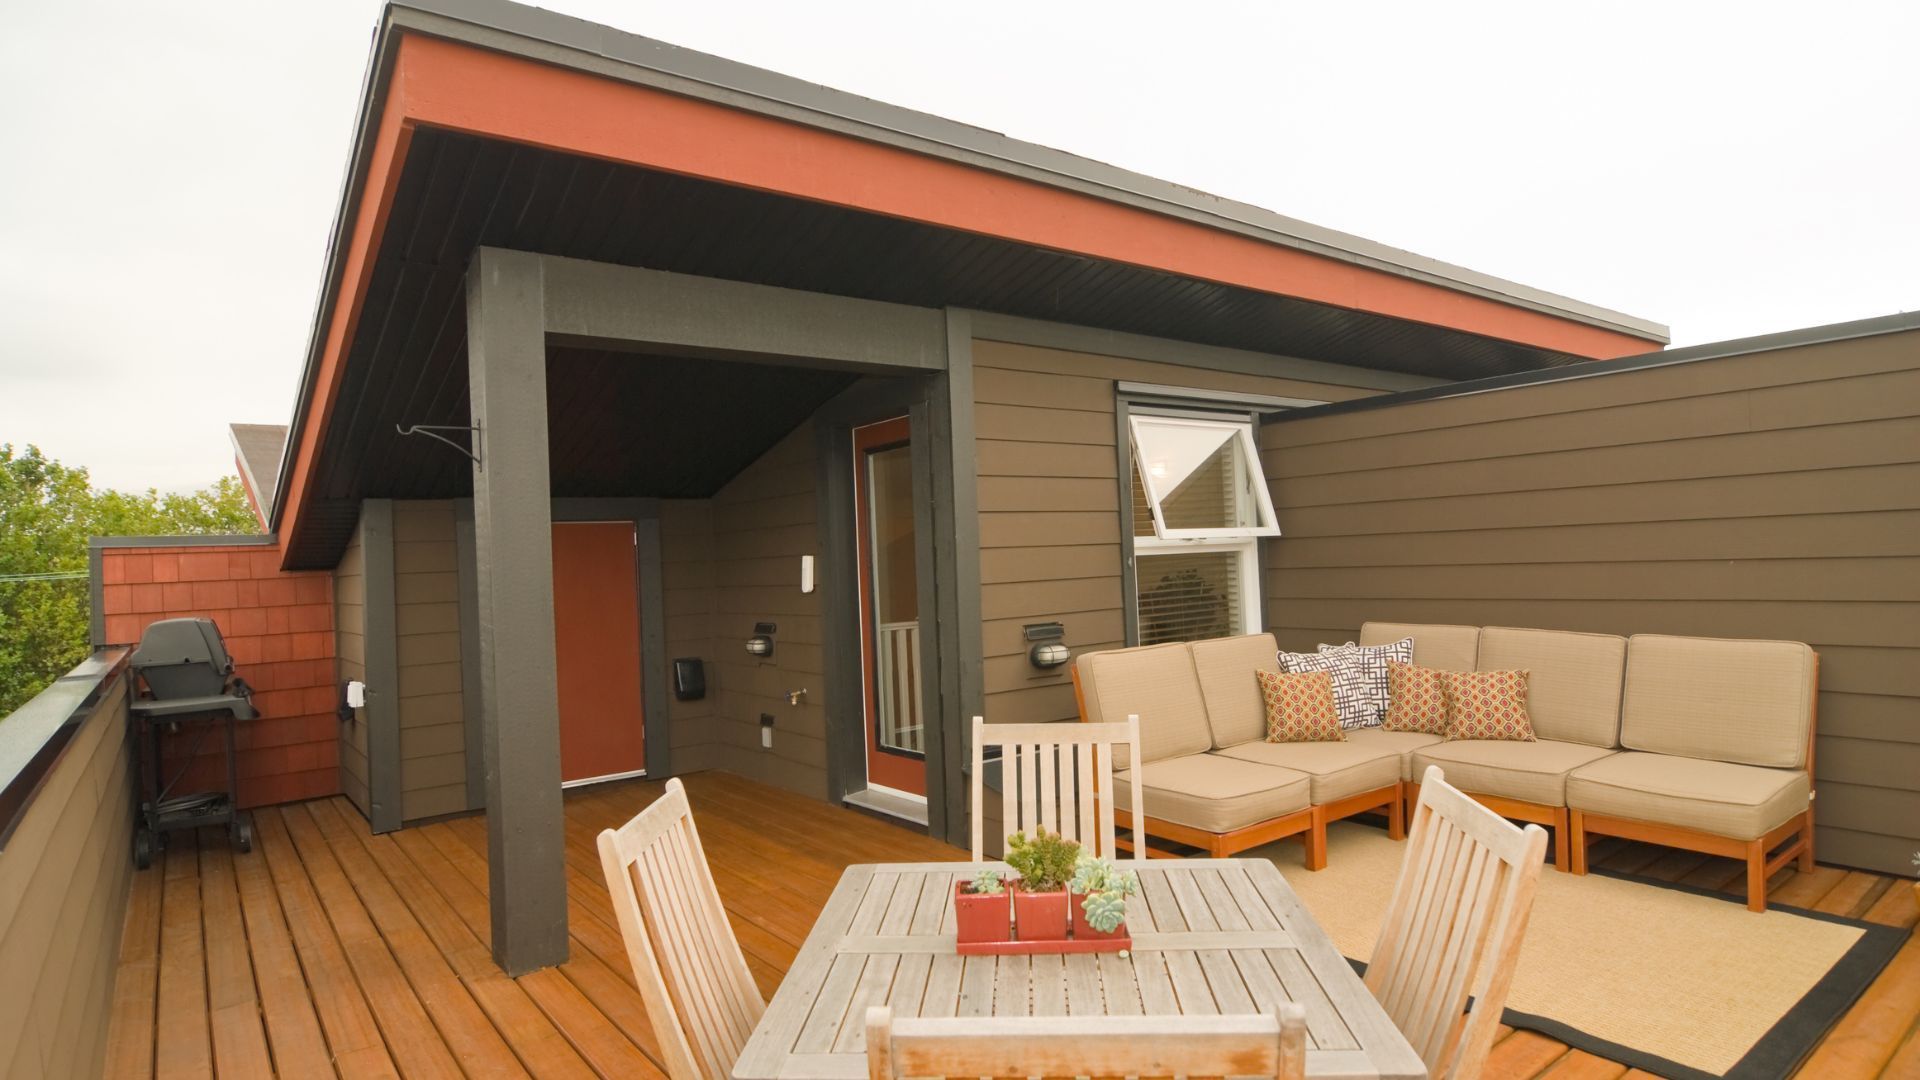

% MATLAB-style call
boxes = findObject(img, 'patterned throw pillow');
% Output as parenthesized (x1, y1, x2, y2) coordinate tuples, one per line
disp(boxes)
(1384, 662, 1450, 734)
(1440, 670, 1536, 741)
(1276, 648, 1372, 729)
(1255, 670, 1346, 743)
(1317, 637, 1414, 727)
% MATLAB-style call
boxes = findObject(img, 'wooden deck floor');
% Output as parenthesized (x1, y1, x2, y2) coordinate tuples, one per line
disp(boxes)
(102, 771, 1920, 1079)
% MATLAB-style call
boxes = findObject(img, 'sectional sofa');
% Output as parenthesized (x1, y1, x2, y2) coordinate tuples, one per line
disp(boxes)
(1074, 621, 1819, 912)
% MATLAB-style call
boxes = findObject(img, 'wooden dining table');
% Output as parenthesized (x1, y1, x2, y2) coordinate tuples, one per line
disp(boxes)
(733, 858, 1428, 1079)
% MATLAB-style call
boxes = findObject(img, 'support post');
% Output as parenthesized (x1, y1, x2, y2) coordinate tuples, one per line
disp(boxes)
(467, 247, 568, 974)
(927, 310, 985, 846)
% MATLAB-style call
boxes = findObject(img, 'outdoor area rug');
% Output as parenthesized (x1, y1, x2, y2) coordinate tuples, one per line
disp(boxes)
(1260, 822, 1904, 1080)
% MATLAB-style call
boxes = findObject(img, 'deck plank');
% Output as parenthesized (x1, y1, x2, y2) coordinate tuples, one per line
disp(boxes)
(228, 815, 335, 1080)
(196, 833, 273, 1077)
(154, 832, 212, 1080)
(102, 840, 165, 1079)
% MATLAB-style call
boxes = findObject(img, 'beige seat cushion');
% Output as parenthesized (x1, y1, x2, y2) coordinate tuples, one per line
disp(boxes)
(1621, 635, 1816, 769)
(1114, 754, 1311, 834)
(1411, 740, 1616, 806)
(1346, 728, 1446, 781)
(1074, 643, 1214, 768)
(1567, 751, 1811, 841)
(1476, 627, 1627, 748)
(1210, 740, 1402, 804)
(1361, 622, 1479, 672)
(1188, 633, 1282, 749)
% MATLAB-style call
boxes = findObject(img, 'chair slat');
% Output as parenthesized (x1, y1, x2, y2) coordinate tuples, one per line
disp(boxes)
(1365, 766, 1547, 1080)
(597, 778, 768, 1080)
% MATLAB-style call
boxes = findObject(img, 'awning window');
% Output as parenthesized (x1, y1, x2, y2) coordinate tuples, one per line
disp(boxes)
(1128, 415, 1280, 539)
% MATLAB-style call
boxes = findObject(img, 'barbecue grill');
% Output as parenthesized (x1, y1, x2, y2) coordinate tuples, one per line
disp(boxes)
(128, 617, 257, 868)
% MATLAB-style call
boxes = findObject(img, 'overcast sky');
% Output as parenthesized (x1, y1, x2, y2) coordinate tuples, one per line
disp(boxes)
(2, 1, 1915, 493)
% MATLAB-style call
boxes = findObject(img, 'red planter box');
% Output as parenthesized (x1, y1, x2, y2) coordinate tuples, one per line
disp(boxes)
(1012, 887, 1070, 942)
(953, 882, 1011, 946)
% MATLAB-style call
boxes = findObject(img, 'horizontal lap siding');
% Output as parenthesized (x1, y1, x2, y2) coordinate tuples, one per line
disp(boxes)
(971, 339, 1384, 726)
(393, 501, 467, 822)
(0, 676, 132, 1080)
(661, 499, 718, 775)
(1260, 327, 1920, 875)
(687, 423, 827, 797)
(334, 522, 370, 815)
(98, 542, 339, 808)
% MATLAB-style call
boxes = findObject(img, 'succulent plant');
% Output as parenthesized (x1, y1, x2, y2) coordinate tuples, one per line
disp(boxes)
(1071, 854, 1139, 933)
(967, 868, 1004, 895)
(1003, 827, 1081, 892)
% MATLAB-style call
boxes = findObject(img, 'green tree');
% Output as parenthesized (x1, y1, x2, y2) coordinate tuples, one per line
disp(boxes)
(0, 444, 260, 714)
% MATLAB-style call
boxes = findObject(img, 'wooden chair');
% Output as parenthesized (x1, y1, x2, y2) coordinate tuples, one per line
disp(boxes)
(1366, 765, 1548, 1080)
(864, 1003, 1306, 1079)
(969, 714, 1142, 861)
(597, 777, 766, 1080)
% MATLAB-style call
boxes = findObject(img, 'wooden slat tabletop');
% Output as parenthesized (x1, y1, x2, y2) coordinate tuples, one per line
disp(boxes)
(734, 859, 1427, 1079)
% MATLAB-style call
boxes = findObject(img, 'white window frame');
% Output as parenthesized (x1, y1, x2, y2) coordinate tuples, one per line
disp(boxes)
(1127, 414, 1282, 541)
(1132, 539, 1264, 641)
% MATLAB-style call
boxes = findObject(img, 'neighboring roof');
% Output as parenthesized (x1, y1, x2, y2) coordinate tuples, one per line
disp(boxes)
(229, 423, 287, 528)
(1266, 309, 1920, 423)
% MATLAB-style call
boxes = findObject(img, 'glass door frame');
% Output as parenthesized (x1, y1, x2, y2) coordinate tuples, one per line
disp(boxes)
(852, 416, 927, 799)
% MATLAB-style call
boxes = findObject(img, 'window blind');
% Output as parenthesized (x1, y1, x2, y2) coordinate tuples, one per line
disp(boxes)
(1136, 549, 1243, 646)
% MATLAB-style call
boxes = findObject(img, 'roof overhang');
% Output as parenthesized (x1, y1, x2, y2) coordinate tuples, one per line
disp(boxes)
(269, 0, 1669, 557)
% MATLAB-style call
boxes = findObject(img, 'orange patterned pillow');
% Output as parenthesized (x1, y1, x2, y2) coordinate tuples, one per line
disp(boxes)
(1384, 662, 1450, 734)
(1440, 670, 1535, 741)
(1255, 669, 1347, 743)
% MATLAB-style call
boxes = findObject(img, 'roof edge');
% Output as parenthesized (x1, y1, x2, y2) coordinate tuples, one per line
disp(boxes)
(1265, 309, 1920, 424)
(383, 0, 1668, 344)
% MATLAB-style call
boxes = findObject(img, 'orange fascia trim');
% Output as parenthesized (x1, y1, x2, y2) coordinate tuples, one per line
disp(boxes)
(390, 36, 1653, 359)
(283, 32, 1654, 560)
(277, 88, 416, 566)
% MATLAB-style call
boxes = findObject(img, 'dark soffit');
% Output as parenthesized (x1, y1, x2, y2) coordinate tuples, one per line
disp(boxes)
(289, 127, 1628, 567)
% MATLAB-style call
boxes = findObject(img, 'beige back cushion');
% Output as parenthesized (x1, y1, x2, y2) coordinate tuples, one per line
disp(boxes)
(1621, 634, 1817, 768)
(1360, 622, 1480, 672)
(1188, 633, 1282, 749)
(1476, 627, 1628, 748)
(1074, 643, 1214, 768)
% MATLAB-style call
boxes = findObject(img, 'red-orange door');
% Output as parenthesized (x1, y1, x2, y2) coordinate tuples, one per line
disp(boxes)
(551, 521, 646, 785)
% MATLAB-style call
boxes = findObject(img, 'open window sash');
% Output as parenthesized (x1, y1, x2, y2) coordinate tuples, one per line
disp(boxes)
(1128, 414, 1281, 540)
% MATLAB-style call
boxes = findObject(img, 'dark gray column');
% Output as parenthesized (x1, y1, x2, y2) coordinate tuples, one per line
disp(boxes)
(466, 247, 568, 975)
(361, 499, 403, 833)
(928, 310, 985, 846)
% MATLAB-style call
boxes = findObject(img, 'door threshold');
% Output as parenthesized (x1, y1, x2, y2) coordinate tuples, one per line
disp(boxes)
(843, 786, 930, 829)
(562, 768, 647, 789)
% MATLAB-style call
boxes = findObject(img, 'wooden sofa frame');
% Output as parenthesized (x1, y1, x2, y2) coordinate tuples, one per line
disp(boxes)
(1569, 654, 1819, 913)
(1402, 783, 1572, 872)
(1071, 667, 1402, 868)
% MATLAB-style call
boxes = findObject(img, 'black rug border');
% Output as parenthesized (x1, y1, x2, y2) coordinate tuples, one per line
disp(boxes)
(1345, 867, 1907, 1080)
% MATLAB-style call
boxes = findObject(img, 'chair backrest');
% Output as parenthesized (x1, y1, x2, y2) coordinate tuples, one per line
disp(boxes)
(1475, 626, 1628, 748)
(1366, 765, 1548, 1080)
(970, 715, 1142, 862)
(864, 1003, 1306, 1079)
(1620, 634, 1817, 769)
(1361, 621, 1481, 672)
(597, 778, 767, 1080)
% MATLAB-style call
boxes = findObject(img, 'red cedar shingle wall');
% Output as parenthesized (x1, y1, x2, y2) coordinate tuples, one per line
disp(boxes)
(98, 543, 340, 808)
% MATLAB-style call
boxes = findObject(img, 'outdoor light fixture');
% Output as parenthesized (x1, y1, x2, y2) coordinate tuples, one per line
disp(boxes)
(1024, 621, 1071, 669)
(746, 622, 777, 658)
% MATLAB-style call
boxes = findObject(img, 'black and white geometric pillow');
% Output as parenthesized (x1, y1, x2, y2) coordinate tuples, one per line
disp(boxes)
(1277, 648, 1376, 729)
(1316, 637, 1414, 727)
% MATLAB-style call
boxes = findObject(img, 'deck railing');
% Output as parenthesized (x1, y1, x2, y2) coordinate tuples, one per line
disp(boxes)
(875, 620, 924, 754)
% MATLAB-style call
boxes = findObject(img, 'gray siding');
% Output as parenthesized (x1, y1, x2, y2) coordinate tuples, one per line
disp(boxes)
(0, 675, 133, 1080)
(334, 515, 370, 815)
(394, 501, 467, 822)
(661, 500, 719, 774)
(971, 338, 1385, 728)
(1260, 327, 1920, 876)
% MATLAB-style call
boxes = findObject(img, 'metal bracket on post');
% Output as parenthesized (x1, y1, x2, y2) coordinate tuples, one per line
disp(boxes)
(395, 423, 482, 466)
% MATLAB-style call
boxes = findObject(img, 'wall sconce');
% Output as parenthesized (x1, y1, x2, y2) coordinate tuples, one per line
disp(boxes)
(746, 621, 776, 658)
(1024, 622, 1071, 669)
